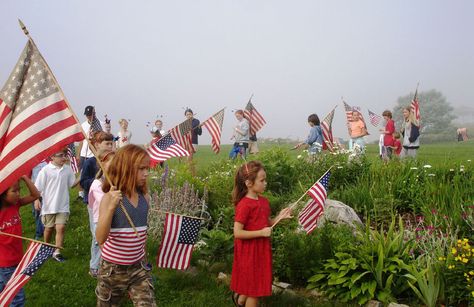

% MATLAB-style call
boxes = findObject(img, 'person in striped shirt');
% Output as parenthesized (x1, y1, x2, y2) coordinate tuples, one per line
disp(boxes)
(95, 144, 156, 306)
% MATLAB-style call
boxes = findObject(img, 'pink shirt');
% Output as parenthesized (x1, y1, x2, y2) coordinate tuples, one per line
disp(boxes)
(88, 179, 104, 223)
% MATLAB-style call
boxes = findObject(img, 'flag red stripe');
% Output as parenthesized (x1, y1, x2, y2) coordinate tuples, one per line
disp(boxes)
(0, 116, 79, 169)
(166, 216, 182, 268)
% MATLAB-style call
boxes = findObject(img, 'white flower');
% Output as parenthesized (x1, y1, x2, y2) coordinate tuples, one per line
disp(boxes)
(410, 167, 418, 170)
(423, 165, 432, 169)
(450, 169, 454, 172)
(428, 173, 436, 177)
(297, 155, 302, 159)
(468, 160, 472, 162)
(337, 166, 343, 169)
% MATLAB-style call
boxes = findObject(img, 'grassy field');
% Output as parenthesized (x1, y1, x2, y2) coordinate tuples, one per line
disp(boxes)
(14, 140, 474, 306)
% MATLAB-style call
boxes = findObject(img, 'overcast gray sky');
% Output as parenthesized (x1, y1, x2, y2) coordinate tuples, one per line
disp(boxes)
(1, 0, 473, 144)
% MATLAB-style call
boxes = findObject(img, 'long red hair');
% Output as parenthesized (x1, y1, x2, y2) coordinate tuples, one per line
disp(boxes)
(102, 144, 148, 197)
(232, 161, 265, 206)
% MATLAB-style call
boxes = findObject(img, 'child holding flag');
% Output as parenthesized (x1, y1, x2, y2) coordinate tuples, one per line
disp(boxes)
(230, 161, 291, 307)
(1, 176, 41, 306)
(95, 144, 156, 306)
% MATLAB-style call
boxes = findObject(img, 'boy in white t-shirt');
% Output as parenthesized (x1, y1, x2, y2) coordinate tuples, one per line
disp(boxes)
(34, 148, 78, 262)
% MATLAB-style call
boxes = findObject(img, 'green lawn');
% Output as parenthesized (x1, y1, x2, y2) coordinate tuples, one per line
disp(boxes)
(15, 140, 474, 306)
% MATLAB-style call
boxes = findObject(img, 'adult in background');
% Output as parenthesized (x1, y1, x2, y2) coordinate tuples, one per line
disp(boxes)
(294, 113, 323, 155)
(347, 110, 368, 152)
(185, 109, 202, 152)
(380, 110, 395, 159)
(77, 106, 99, 200)
(229, 110, 250, 159)
(248, 133, 259, 154)
(400, 107, 420, 158)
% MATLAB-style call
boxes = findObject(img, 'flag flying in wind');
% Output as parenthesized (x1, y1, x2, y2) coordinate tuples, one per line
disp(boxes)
(169, 118, 194, 153)
(147, 134, 189, 163)
(66, 143, 79, 173)
(244, 101, 266, 135)
(411, 88, 420, 123)
(157, 213, 201, 270)
(298, 171, 331, 234)
(343, 101, 354, 122)
(0, 41, 84, 194)
(0, 242, 55, 306)
(202, 109, 225, 154)
(321, 108, 335, 151)
(368, 109, 382, 127)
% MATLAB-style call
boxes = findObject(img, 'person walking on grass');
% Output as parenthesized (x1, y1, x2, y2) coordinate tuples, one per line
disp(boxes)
(1, 176, 41, 306)
(294, 113, 323, 155)
(379, 110, 395, 159)
(34, 148, 78, 262)
(230, 161, 292, 307)
(87, 149, 115, 278)
(95, 145, 156, 306)
(400, 107, 420, 158)
(230, 110, 250, 160)
(348, 110, 368, 152)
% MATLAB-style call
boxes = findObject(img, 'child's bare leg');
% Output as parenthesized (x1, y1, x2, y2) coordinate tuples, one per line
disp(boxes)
(245, 297, 258, 307)
(44, 227, 54, 243)
(55, 224, 66, 249)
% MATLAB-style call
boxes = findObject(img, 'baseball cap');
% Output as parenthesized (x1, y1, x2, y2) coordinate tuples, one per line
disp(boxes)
(84, 106, 95, 116)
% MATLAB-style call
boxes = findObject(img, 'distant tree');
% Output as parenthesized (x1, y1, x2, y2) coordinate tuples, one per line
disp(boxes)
(392, 89, 456, 143)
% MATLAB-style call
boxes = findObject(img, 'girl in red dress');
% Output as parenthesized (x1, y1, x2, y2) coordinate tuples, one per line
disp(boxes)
(230, 161, 292, 307)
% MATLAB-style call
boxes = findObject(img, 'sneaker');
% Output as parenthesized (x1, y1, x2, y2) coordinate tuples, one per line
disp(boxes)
(52, 253, 66, 262)
(78, 191, 84, 200)
(89, 268, 98, 278)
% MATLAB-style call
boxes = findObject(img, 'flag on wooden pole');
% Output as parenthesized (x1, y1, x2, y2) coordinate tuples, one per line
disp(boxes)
(157, 213, 201, 270)
(368, 109, 382, 127)
(0, 242, 55, 306)
(0, 40, 84, 194)
(202, 109, 225, 154)
(298, 171, 331, 234)
(321, 108, 335, 151)
(169, 118, 194, 154)
(244, 100, 266, 135)
(147, 134, 189, 163)
(411, 87, 420, 124)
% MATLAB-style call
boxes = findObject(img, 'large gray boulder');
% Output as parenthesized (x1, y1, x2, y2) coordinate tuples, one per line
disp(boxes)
(317, 199, 363, 229)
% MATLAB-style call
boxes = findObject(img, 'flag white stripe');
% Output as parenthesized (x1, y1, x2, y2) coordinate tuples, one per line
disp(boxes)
(165, 216, 182, 268)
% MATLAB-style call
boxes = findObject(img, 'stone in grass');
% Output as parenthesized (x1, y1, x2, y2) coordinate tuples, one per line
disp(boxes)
(387, 303, 410, 307)
(273, 281, 291, 289)
(317, 199, 363, 230)
(216, 272, 230, 285)
(366, 300, 383, 307)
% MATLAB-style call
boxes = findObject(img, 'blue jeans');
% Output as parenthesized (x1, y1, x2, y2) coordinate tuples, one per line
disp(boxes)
(229, 143, 247, 160)
(0, 266, 26, 306)
(32, 204, 44, 239)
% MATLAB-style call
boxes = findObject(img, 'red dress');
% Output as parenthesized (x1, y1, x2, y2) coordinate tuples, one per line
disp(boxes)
(230, 196, 272, 297)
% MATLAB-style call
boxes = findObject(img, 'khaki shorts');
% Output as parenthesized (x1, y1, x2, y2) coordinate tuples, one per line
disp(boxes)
(41, 213, 69, 228)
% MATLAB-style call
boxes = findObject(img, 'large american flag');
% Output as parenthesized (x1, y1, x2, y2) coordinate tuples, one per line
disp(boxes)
(147, 134, 189, 162)
(0, 41, 84, 194)
(157, 213, 201, 270)
(66, 143, 79, 173)
(244, 101, 266, 135)
(0, 242, 55, 306)
(368, 109, 382, 127)
(321, 108, 335, 151)
(411, 88, 420, 123)
(202, 109, 225, 154)
(298, 171, 331, 234)
(169, 118, 194, 154)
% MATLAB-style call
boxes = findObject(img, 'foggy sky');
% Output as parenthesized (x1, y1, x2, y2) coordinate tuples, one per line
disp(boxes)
(1, 0, 473, 144)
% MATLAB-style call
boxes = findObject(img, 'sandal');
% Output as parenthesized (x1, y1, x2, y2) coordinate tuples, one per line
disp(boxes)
(232, 292, 244, 307)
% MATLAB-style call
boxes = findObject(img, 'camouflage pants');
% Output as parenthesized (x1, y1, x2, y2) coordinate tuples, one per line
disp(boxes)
(95, 259, 156, 307)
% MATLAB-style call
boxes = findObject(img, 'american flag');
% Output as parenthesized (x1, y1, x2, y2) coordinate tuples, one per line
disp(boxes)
(368, 109, 382, 127)
(244, 101, 266, 135)
(157, 213, 201, 270)
(343, 101, 362, 122)
(0, 41, 84, 194)
(147, 134, 189, 163)
(169, 118, 194, 154)
(90, 115, 102, 133)
(298, 171, 330, 234)
(202, 109, 225, 154)
(0, 242, 55, 306)
(321, 108, 335, 151)
(66, 143, 79, 173)
(411, 88, 420, 123)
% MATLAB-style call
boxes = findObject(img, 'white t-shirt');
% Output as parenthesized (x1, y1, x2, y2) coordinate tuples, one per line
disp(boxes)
(35, 163, 76, 215)
(80, 121, 94, 158)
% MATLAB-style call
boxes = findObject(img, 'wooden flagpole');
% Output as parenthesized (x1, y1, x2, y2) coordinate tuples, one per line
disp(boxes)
(0, 231, 61, 249)
(18, 20, 138, 236)
(271, 166, 334, 229)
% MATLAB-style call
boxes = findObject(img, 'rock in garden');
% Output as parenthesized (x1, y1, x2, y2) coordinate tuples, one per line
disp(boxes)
(366, 300, 383, 307)
(317, 199, 363, 229)
(387, 303, 410, 307)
